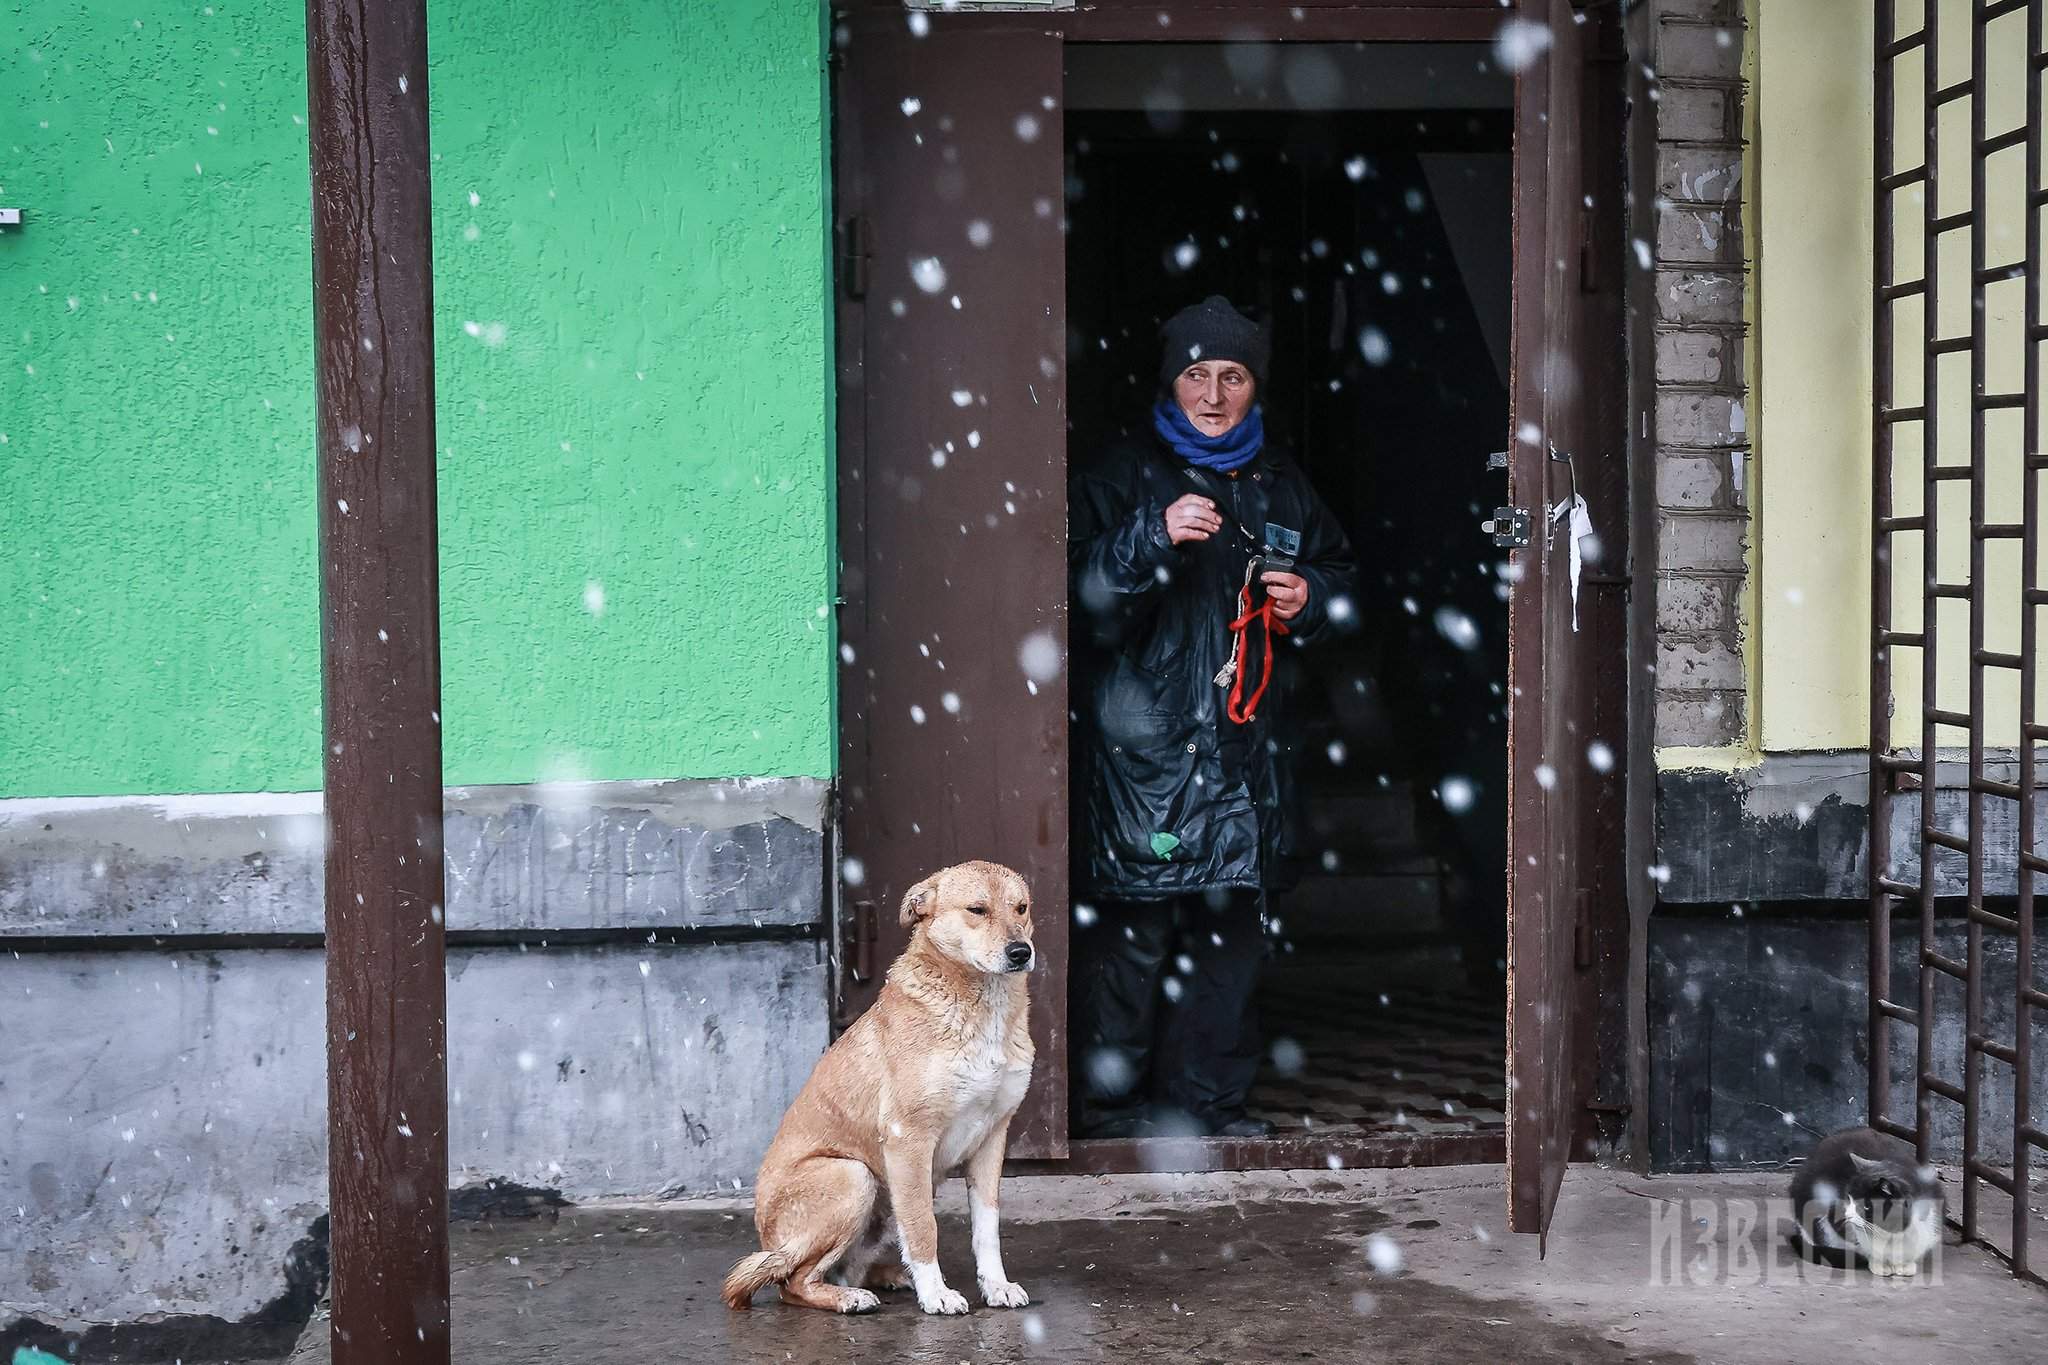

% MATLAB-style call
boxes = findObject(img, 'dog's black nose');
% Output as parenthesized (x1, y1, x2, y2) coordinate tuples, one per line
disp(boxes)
(1006, 942, 1034, 969)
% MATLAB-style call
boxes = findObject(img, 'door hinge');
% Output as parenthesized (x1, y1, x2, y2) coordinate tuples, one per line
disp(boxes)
(839, 214, 870, 300)
(1483, 506, 1533, 548)
(849, 898, 878, 983)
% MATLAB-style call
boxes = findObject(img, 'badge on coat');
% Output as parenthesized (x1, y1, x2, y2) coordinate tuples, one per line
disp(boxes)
(1264, 522, 1302, 558)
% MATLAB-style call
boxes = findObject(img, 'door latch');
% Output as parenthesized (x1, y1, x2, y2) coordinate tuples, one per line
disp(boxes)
(1483, 506, 1533, 548)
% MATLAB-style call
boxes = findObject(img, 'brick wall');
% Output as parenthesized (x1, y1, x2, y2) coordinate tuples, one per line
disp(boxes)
(1647, 0, 1749, 747)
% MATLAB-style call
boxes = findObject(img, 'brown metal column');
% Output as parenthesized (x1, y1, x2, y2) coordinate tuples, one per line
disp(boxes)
(306, 0, 451, 1359)
(1916, 0, 1942, 1170)
(2017, 0, 2045, 1279)
(1870, 0, 1900, 1141)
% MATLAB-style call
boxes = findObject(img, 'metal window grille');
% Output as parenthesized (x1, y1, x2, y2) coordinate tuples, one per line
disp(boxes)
(1871, 0, 2046, 1279)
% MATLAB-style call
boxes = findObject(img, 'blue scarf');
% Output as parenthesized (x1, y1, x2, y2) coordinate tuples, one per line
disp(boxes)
(1152, 398, 1264, 473)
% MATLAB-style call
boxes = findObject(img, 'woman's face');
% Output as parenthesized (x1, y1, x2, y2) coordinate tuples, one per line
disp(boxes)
(1173, 362, 1255, 437)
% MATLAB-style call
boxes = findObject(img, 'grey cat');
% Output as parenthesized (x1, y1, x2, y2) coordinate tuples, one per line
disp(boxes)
(1788, 1126, 1943, 1277)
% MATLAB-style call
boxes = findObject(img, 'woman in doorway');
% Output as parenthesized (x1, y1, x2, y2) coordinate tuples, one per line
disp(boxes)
(1069, 296, 1359, 1139)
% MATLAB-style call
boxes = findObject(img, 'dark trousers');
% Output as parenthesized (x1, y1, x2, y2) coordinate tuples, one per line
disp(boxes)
(1071, 890, 1267, 1135)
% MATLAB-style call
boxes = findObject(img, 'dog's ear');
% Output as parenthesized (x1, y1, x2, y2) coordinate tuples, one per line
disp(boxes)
(899, 873, 941, 927)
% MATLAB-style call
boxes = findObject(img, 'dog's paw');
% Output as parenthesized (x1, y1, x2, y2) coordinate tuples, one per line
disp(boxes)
(918, 1285, 971, 1316)
(838, 1289, 881, 1314)
(980, 1278, 1030, 1308)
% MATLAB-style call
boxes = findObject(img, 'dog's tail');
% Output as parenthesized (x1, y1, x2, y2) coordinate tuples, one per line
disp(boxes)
(721, 1246, 799, 1310)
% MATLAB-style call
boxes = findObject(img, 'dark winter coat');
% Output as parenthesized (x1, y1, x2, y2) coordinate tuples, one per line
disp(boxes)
(1069, 431, 1359, 900)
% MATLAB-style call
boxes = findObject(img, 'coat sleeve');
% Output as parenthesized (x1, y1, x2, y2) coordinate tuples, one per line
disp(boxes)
(1285, 476, 1360, 648)
(1069, 458, 1177, 650)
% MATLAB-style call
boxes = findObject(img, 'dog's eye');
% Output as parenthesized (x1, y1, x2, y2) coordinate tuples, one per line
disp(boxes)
(967, 904, 989, 916)
(1014, 903, 1027, 916)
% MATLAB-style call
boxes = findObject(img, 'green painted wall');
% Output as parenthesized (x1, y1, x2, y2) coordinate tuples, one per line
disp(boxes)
(1, 0, 834, 797)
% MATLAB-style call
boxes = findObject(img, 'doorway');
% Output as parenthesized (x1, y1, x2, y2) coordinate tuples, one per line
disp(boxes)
(1063, 42, 1514, 1165)
(830, 0, 1627, 1235)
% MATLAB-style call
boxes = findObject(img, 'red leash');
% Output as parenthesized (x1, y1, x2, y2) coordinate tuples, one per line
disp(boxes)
(1224, 583, 1289, 724)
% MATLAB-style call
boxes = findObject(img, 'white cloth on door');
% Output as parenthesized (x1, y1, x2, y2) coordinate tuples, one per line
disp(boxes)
(1550, 493, 1595, 633)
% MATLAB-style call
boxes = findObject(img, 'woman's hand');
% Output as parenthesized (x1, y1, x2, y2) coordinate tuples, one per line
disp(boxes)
(1261, 570, 1309, 621)
(1163, 494, 1222, 546)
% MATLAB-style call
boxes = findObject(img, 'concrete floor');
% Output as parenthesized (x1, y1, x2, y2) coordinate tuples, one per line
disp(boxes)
(280, 1165, 2048, 1365)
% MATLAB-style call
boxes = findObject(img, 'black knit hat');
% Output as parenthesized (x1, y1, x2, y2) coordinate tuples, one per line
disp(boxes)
(1158, 295, 1270, 391)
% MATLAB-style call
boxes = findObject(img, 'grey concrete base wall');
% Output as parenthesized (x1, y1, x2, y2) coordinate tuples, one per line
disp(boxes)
(0, 779, 830, 1332)
(1650, 912, 2048, 1172)
(1656, 751, 2048, 904)
(1, 778, 826, 936)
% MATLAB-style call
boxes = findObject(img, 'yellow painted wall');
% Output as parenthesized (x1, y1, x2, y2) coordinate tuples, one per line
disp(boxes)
(1750, 0, 1872, 752)
(1746, 0, 2035, 755)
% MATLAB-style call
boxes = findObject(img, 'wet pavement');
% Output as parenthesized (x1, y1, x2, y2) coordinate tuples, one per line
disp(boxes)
(282, 1166, 2048, 1364)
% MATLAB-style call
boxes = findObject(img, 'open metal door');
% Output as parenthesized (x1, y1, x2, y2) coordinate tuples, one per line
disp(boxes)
(832, 11, 1070, 1157)
(1505, 0, 1590, 1239)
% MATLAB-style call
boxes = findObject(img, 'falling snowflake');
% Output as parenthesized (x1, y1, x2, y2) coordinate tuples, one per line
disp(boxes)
(1018, 631, 1062, 683)
(1432, 606, 1479, 650)
(1271, 1038, 1306, 1075)
(1494, 18, 1555, 72)
(1365, 1234, 1404, 1275)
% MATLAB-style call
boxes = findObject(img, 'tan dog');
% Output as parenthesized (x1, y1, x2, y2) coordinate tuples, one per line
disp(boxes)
(722, 860, 1036, 1315)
